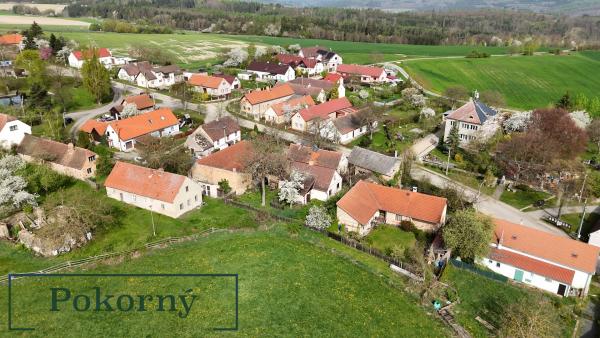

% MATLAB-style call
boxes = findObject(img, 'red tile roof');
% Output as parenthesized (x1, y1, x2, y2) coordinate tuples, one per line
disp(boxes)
(276, 54, 319, 69)
(213, 74, 238, 85)
(188, 74, 227, 89)
(72, 48, 111, 60)
(79, 119, 108, 135)
(123, 93, 154, 110)
(493, 219, 600, 273)
(337, 64, 385, 78)
(0, 33, 22, 45)
(105, 161, 186, 203)
(108, 108, 178, 141)
(337, 180, 447, 226)
(298, 97, 353, 122)
(269, 96, 315, 116)
(288, 144, 342, 170)
(195, 140, 253, 172)
(324, 73, 343, 83)
(291, 161, 335, 191)
(243, 84, 294, 105)
(490, 247, 575, 284)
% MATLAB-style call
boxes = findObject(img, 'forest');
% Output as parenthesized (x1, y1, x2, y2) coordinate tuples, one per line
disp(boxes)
(63, 0, 600, 47)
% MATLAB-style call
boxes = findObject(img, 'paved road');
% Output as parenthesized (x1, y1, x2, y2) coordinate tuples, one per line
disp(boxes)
(411, 166, 569, 236)
(66, 84, 123, 138)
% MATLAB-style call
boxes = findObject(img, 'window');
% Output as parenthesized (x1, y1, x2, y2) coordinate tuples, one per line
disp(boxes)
(88, 155, 96, 162)
(545, 277, 552, 282)
(86, 168, 92, 174)
(187, 199, 191, 206)
(119, 193, 123, 201)
(179, 203, 184, 210)
(496, 262, 501, 268)
(195, 195, 198, 202)
(488, 259, 492, 263)
(185, 186, 189, 192)
(161, 204, 165, 210)
(9, 125, 17, 131)
(395, 214, 402, 222)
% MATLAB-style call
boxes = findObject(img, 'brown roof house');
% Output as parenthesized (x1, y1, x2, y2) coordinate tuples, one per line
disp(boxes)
(337, 180, 448, 236)
(298, 46, 343, 72)
(443, 92, 500, 147)
(246, 61, 295, 83)
(110, 93, 156, 118)
(240, 84, 294, 120)
(336, 64, 387, 84)
(347, 147, 401, 180)
(191, 140, 253, 197)
(286, 77, 346, 102)
(283, 144, 347, 203)
(480, 219, 600, 297)
(185, 117, 241, 158)
(105, 161, 203, 218)
(17, 135, 97, 180)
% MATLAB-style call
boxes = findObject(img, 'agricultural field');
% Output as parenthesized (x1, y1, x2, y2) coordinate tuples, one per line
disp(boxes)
(0, 15, 89, 27)
(59, 31, 250, 69)
(231, 35, 510, 64)
(0, 229, 450, 337)
(403, 52, 600, 109)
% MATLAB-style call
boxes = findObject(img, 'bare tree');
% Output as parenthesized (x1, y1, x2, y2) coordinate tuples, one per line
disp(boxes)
(243, 135, 288, 207)
(499, 295, 560, 338)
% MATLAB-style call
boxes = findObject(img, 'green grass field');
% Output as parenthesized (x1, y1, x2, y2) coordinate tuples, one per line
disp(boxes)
(500, 188, 552, 210)
(366, 225, 416, 255)
(0, 229, 450, 337)
(442, 264, 575, 338)
(403, 52, 600, 110)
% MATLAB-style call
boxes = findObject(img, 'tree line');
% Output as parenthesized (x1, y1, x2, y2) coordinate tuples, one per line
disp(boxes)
(65, 0, 600, 47)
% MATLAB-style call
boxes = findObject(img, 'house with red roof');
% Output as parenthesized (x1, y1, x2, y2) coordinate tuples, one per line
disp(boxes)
(321, 111, 373, 144)
(0, 34, 23, 58)
(290, 97, 355, 132)
(240, 84, 295, 120)
(336, 64, 387, 84)
(185, 117, 241, 158)
(188, 74, 232, 98)
(110, 93, 156, 118)
(275, 54, 324, 76)
(191, 140, 253, 197)
(298, 46, 343, 72)
(283, 144, 346, 203)
(337, 180, 448, 236)
(104, 108, 180, 151)
(264, 95, 315, 125)
(213, 73, 241, 89)
(68, 48, 124, 69)
(480, 219, 600, 296)
(442, 92, 501, 146)
(105, 161, 203, 218)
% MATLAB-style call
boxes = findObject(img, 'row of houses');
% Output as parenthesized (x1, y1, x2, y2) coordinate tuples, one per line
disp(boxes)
(67, 48, 133, 70)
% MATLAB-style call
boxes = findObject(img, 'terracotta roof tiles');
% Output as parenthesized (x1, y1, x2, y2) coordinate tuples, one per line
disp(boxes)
(243, 84, 294, 105)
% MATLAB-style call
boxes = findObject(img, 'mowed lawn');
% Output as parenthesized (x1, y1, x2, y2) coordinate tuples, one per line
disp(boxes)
(0, 230, 450, 337)
(403, 52, 600, 109)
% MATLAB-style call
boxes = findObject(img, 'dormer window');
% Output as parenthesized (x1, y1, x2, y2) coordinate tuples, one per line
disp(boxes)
(9, 125, 17, 131)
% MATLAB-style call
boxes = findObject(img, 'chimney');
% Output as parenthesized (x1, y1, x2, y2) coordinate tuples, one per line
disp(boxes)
(473, 90, 479, 100)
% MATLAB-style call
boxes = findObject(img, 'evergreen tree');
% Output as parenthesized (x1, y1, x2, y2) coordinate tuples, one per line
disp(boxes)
(22, 21, 43, 50)
(556, 92, 573, 111)
(81, 49, 112, 104)
(446, 122, 460, 153)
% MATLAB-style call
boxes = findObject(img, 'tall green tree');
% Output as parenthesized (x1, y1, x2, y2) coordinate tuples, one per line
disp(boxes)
(446, 122, 460, 154)
(22, 21, 43, 50)
(15, 50, 46, 87)
(442, 209, 494, 261)
(81, 49, 112, 104)
(555, 92, 573, 111)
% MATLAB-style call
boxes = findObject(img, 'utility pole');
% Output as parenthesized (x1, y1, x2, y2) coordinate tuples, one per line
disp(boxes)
(578, 171, 588, 203)
(445, 148, 451, 176)
(577, 198, 587, 240)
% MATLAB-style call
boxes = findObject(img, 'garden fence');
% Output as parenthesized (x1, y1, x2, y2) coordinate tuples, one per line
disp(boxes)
(449, 259, 508, 283)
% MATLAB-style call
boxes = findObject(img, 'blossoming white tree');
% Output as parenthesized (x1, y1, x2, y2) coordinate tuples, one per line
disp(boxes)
(0, 155, 37, 208)
(503, 111, 532, 132)
(223, 48, 248, 67)
(305, 206, 331, 230)
(278, 171, 304, 206)
(120, 102, 138, 117)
